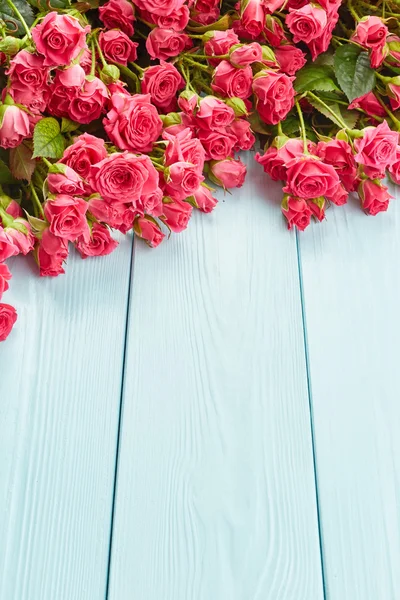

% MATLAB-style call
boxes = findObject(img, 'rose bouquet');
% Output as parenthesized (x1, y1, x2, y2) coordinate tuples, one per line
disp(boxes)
(1, 0, 400, 340)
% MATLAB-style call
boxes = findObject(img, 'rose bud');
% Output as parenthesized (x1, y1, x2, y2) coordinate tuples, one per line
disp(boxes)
(229, 43, 263, 67)
(47, 164, 87, 196)
(100, 64, 121, 85)
(146, 28, 192, 61)
(5, 218, 35, 255)
(348, 92, 386, 119)
(307, 197, 325, 222)
(281, 196, 312, 231)
(354, 120, 399, 173)
(0, 36, 22, 56)
(36, 244, 68, 277)
(0, 264, 12, 300)
(0, 226, 18, 262)
(195, 96, 235, 130)
(133, 216, 165, 248)
(240, 0, 265, 39)
(162, 197, 192, 232)
(209, 158, 247, 189)
(275, 45, 307, 76)
(358, 179, 393, 216)
(0, 103, 30, 149)
(178, 90, 199, 115)
(204, 29, 239, 66)
(225, 97, 248, 117)
(192, 186, 218, 213)
(0, 303, 17, 342)
(211, 61, 252, 99)
(31, 13, 90, 67)
(165, 161, 204, 201)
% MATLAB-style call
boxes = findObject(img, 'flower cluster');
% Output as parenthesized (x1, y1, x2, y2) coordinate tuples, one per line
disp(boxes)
(1, 0, 400, 340)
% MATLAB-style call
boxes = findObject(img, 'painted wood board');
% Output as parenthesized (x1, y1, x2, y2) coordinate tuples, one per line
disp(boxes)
(107, 154, 324, 600)
(298, 191, 400, 600)
(0, 234, 132, 600)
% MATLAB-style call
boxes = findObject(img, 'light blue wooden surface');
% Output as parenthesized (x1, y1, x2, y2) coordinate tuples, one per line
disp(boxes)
(0, 156, 399, 600)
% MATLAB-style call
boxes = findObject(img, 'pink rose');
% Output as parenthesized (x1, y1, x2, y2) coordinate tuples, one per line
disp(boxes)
(284, 156, 340, 199)
(104, 93, 163, 153)
(165, 162, 204, 200)
(5, 199, 23, 219)
(61, 133, 107, 179)
(178, 90, 199, 115)
(0, 263, 11, 300)
(307, 15, 338, 61)
(282, 197, 312, 231)
(275, 45, 307, 75)
(190, 0, 220, 25)
(0, 303, 17, 342)
(163, 128, 205, 172)
(146, 28, 192, 60)
(37, 244, 68, 277)
(7, 50, 49, 94)
(354, 121, 398, 172)
(139, 188, 164, 217)
(9, 86, 49, 115)
(352, 16, 388, 49)
(228, 119, 255, 151)
(230, 43, 262, 67)
(99, 30, 138, 66)
(204, 29, 239, 65)
(89, 152, 159, 202)
(348, 92, 386, 119)
(195, 96, 235, 130)
(47, 165, 87, 196)
(133, 0, 185, 16)
(328, 183, 348, 206)
(387, 34, 400, 67)
(264, 15, 288, 47)
(388, 80, 400, 111)
(133, 216, 165, 248)
(212, 61, 252, 99)
(253, 70, 295, 125)
(255, 138, 306, 180)
(141, 61, 184, 110)
(32, 13, 89, 67)
(69, 77, 109, 125)
(99, 0, 135, 37)
(210, 158, 247, 189)
(162, 197, 192, 232)
(44, 195, 89, 241)
(265, 0, 286, 12)
(198, 129, 236, 161)
(41, 227, 68, 255)
(47, 65, 86, 119)
(75, 223, 118, 258)
(316, 139, 357, 191)
(153, 5, 190, 30)
(5, 219, 34, 255)
(0, 227, 18, 261)
(240, 0, 265, 39)
(388, 146, 400, 185)
(192, 186, 217, 213)
(358, 179, 393, 216)
(0, 104, 30, 149)
(317, 0, 341, 16)
(286, 4, 327, 44)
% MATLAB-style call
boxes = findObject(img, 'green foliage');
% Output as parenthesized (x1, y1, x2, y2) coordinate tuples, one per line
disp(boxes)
(33, 118, 65, 160)
(10, 142, 36, 181)
(295, 64, 339, 93)
(0, 0, 34, 36)
(334, 44, 376, 103)
(307, 94, 359, 129)
(0, 157, 17, 184)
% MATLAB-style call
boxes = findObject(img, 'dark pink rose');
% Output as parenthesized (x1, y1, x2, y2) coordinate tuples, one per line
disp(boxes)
(0, 303, 17, 341)
(47, 65, 86, 119)
(352, 16, 388, 49)
(9, 86, 49, 115)
(286, 4, 327, 44)
(104, 93, 162, 153)
(178, 90, 199, 115)
(146, 27, 192, 60)
(317, 0, 341, 16)
(264, 15, 288, 47)
(148, 5, 190, 30)
(354, 121, 398, 172)
(388, 80, 400, 111)
(165, 161, 204, 200)
(230, 43, 262, 67)
(195, 96, 235, 130)
(133, 216, 165, 247)
(32, 12, 89, 67)
(0, 263, 11, 300)
(162, 197, 192, 232)
(240, 0, 265, 39)
(308, 14, 338, 60)
(253, 70, 295, 125)
(133, 0, 185, 16)
(80, 49, 93, 74)
(44, 195, 89, 241)
(388, 146, 400, 185)
(204, 29, 239, 66)
(211, 61, 252, 99)
(5, 199, 23, 219)
(61, 133, 107, 179)
(7, 50, 49, 94)
(41, 227, 68, 255)
(327, 183, 348, 206)
(282, 196, 311, 231)
(190, 0, 220, 25)
(198, 129, 237, 161)
(192, 186, 218, 213)
(284, 156, 340, 199)
(75, 223, 118, 258)
(228, 119, 255, 151)
(37, 244, 68, 277)
(210, 158, 246, 188)
(99, 0, 135, 37)
(69, 77, 109, 125)
(358, 179, 393, 216)
(141, 61, 184, 110)
(275, 44, 307, 75)
(348, 92, 386, 119)
(265, 0, 286, 12)
(0, 104, 30, 149)
(89, 152, 159, 202)
(47, 165, 87, 196)
(316, 139, 357, 191)
(387, 34, 400, 67)
(99, 29, 138, 66)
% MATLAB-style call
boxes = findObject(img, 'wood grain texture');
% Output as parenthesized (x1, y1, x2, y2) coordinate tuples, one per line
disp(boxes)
(107, 154, 324, 600)
(298, 190, 400, 600)
(0, 234, 132, 600)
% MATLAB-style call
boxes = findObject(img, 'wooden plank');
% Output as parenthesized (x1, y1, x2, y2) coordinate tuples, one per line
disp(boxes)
(298, 192, 400, 600)
(107, 154, 324, 600)
(0, 234, 132, 600)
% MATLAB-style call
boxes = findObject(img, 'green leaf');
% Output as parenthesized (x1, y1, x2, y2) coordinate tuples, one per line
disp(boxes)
(248, 111, 271, 135)
(334, 44, 376, 103)
(307, 95, 359, 129)
(187, 11, 234, 32)
(61, 117, 80, 133)
(0, 0, 34, 36)
(0, 158, 18, 184)
(295, 64, 339, 93)
(10, 142, 36, 181)
(33, 117, 65, 159)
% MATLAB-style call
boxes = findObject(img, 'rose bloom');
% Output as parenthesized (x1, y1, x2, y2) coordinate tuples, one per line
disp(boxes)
(388, 79, 400, 111)
(211, 61, 252, 99)
(204, 29, 239, 66)
(352, 16, 388, 50)
(9, 86, 49, 115)
(163, 128, 205, 172)
(190, 0, 220, 25)
(192, 186, 218, 213)
(307, 198, 325, 222)
(316, 138, 357, 191)
(134, 216, 165, 248)
(348, 92, 386, 118)
(210, 158, 247, 189)
(133, 0, 185, 15)
(32, 12, 89, 67)
(198, 129, 237, 161)
(37, 242, 68, 277)
(5, 219, 35, 255)
(75, 223, 118, 259)
(140, 5, 190, 31)
(165, 162, 204, 200)
(139, 188, 164, 217)
(61, 133, 107, 181)
(388, 146, 400, 185)
(282, 197, 312, 231)
(230, 43, 263, 67)
(195, 96, 235, 130)
(7, 50, 49, 93)
(104, 93, 163, 153)
(0, 104, 30, 149)
(47, 65, 86, 118)
(0, 263, 12, 300)
(264, 15, 288, 47)
(89, 152, 159, 203)
(0, 303, 17, 342)
(255, 138, 307, 181)
(284, 156, 340, 199)
(253, 70, 295, 125)
(99, 30, 138, 66)
(47, 166, 87, 196)
(240, 0, 265, 39)
(4, 199, 23, 218)
(146, 28, 192, 60)
(44, 195, 89, 241)
(286, 4, 327, 44)
(162, 197, 192, 232)
(358, 179, 393, 216)
(275, 45, 307, 75)
(99, 0, 135, 37)
(69, 77, 109, 125)
(141, 61, 184, 110)
(354, 121, 398, 172)
(308, 16, 338, 61)
(228, 119, 256, 152)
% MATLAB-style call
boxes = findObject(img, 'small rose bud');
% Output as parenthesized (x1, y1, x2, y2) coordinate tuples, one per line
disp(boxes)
(160, 112, 182, 128)
(100, 64, 120, 84)
(0, 36, 22, 56)
(225, 97, 248, 117)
